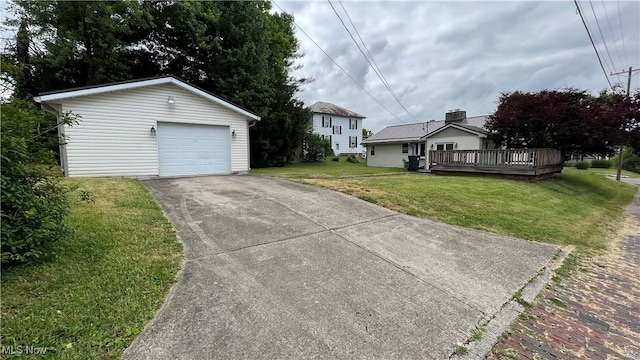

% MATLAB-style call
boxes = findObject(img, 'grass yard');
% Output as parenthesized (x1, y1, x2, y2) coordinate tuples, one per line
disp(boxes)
(0, 179, 182, 359)
(251, 158, 405, 178)
(256, 162, 637, 252)
(581, 167, 640, 179)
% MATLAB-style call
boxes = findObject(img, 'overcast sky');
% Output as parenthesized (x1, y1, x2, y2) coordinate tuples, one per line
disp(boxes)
(1, 1, 638, 133)
(276, 0, 640, 133)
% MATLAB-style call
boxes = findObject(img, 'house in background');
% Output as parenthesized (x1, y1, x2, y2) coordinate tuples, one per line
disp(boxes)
(35, 76, 260, 178)
(360, 122, 429, 168)
(362, 110, 492, 169)
(422, 110, 493, 156)
(309, 101, 365, 156)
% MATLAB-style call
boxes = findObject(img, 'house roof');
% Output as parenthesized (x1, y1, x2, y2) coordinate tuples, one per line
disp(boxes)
(362, 115, 489, 145)
(423, 122, 490, 139)
(361, 122, 429, 144)
(34, 76, 261, 121)
(309, 101, 366, 118)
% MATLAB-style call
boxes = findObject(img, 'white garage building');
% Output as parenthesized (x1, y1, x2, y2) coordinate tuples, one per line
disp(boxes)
(35, 76, 260, 178)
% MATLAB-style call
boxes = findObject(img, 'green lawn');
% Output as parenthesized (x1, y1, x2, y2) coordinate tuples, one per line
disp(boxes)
(251, 158, 406, 178)
(256, 162, 637, 251)
(1, 179, 182, 359)
(582, 167, 640, 179)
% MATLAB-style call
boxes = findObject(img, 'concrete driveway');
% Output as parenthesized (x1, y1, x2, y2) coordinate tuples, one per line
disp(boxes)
(124, 175, 557, 360)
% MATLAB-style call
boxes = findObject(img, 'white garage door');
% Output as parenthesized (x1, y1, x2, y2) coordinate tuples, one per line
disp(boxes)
(157, 122, 230, 176)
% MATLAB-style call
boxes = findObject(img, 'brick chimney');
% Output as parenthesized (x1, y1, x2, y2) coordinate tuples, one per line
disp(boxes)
(445, 109, 466, 122)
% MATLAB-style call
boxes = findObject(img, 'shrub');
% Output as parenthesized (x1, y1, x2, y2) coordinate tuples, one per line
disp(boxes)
(1, 100, 78, 264)
(575, 161, 591, 170)
(347, 154, 359, 163)
(331, 156, 340, 162)
(302, 133, 334, 162)
(616, 147, 640, 174)
(590, 159, 612, 168)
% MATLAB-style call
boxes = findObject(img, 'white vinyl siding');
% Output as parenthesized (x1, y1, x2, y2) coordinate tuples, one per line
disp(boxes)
(366, 143, 420, 167)
(311, 114, 363, 155)
(425, 127, 484, 170)
(58, 83, 250, 177)
(426, 127, 483, 153)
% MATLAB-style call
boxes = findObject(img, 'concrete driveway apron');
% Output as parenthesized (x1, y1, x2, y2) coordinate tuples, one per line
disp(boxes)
(123, 175, 557, 360)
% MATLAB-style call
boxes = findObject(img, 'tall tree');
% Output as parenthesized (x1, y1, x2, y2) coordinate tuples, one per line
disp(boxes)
(486, 88, 640, 158)
(5, 0, 310, 167)
(8, 0, 154, 92)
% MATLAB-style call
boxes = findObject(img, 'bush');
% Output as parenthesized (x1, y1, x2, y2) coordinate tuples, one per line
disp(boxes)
(347, 154, 359, 163)
(575, 161, 591, 170)
(590, 159, 612, 168)
(1, 100, 78, 264)
(621, 147, 640, 174)
(331, 156, 340, 162)
(302, 133, 334, 162)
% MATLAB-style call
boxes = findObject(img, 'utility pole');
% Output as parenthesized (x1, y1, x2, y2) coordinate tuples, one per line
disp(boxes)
(610, 66, 639, 181)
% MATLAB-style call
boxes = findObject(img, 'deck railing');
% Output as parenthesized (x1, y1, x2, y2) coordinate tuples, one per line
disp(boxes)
(428, 149, 563, 177)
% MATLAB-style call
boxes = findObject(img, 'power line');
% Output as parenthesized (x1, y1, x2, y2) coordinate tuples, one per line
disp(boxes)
(616, 0, 629, 67)
(336, 0, 409, 120)
(587, 1, 620, 83)
(574, 0, 613, 88)
(270, 0, 403, 122)
(327, 0, 418, 123)
(579, 1, 613, 75)
(337, 0, 392, 94)
(600, 1, 624, 70)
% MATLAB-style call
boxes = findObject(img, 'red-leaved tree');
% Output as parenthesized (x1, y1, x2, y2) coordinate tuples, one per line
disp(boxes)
(486, 88, 640, 158)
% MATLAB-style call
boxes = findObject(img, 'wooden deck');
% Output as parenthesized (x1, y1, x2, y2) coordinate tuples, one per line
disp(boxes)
(428, 149, 563, 178)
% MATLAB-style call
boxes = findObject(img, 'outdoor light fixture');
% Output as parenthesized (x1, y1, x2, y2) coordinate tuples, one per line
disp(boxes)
(167, 96, 175, 105)
(430, 144, 434, 150)
(232, 130, 237, 137)
(454, 143, 458, 149)
(150, 125, 157, 136)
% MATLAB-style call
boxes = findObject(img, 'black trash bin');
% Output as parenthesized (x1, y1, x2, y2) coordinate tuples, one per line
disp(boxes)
(407, 155, 420, 171)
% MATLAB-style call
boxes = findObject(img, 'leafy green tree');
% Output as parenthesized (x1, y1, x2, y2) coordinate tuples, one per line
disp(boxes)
(7, 0, 154, 92)
(302, 133, 334, 162)
(1, 100, 79, 264)
(613, 147, 640, 174)
(5, 0, 311, 167)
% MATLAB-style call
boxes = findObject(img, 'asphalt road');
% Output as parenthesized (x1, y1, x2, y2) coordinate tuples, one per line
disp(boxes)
(123, 175, 557, 360)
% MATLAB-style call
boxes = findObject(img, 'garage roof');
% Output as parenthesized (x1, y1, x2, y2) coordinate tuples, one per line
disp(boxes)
(34, 76, 261, 121)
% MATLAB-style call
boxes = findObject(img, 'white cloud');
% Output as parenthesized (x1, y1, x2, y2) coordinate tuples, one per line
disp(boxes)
(280, 0, 640, 133)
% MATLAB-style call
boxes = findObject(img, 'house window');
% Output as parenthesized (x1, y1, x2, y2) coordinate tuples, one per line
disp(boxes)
(349, 119, 358, 130)
(349, 136, 358, 148)
(322, 116, 332, 128)
(333, 125, 342, 135)
(322, 134, 332, 143)
(402, 143, 409, 153)
(370, 145, 375, 156)
(336, 143, 339, 150)
(420, 143, 426, 156)
(436, 143, 454, 151)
